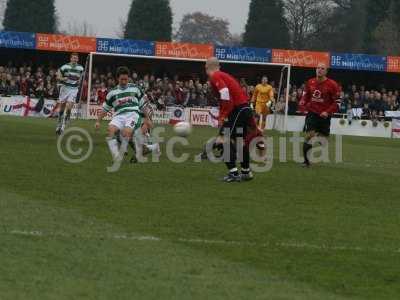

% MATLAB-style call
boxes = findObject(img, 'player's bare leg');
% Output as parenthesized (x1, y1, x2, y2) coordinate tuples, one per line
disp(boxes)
(248, 114, 266, 158)
(260, 114, 267, 131)
(52, 102, 61, 117)
(256, 113, 263, 131)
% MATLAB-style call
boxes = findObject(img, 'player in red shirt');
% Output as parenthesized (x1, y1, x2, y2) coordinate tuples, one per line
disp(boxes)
(205, 57, 263, 182)
(300, 63, 341, 167)
(97, 83, 108, 105)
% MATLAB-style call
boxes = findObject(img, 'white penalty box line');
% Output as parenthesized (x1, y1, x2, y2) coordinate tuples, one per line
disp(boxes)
(6, 229, 400, 254)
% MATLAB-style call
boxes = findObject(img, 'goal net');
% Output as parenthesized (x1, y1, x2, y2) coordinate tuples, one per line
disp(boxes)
(85, 52, 292, 132)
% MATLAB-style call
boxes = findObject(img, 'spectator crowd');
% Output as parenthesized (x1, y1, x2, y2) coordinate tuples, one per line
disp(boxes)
(1, 62, 399, 119)
(338, 85, 400, 121)
(282, 84, 400, 120)
(0, 64, 60, 100)
(90, 68, 218, 109)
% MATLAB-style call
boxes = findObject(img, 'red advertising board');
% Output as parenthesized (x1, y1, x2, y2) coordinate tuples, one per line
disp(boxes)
(36, 33, 97, 53)
(272, 49, 330, 68)
(387, 56, 400, 73)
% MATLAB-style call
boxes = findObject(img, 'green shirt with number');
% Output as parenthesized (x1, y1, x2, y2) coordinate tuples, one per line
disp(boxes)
(59, 63, 84, 88)
(103, 84, 145, 116)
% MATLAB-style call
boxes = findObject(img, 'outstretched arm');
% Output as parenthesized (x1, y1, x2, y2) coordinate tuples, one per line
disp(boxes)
(57, 69, 66, 83)
(252, 86, 258, 104)
(300, 83, 311, 110)
(96, 96, 113, 130)
(326, 83, 341, 115)
(95, 111, 107, 130)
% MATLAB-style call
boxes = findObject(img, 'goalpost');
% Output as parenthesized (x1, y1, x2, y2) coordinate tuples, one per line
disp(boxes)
(85, 52, 292, 132)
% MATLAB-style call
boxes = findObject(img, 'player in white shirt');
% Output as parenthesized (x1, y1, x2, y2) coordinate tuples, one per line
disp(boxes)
(56, 52, 84, 135)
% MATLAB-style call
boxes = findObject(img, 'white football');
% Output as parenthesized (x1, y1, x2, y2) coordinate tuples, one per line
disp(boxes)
(174, 122, 192, 137)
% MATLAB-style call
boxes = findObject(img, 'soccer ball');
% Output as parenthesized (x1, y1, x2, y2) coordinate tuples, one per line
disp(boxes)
(174, 122, 192, 137)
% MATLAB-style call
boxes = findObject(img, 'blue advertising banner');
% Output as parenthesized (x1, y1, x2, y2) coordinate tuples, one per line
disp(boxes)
(215, 46, 271, 63)
(0, 31, 36, 49)
(330, 53, 387, 72)
(96, 38, 155, 56)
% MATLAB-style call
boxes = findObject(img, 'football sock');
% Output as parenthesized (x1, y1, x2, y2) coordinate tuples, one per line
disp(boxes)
(241, 146, 250, 170)
(134, 132, 145, 159)
(106, 137, 119, 160)
(303, 142, 313, 165)
(146, 144, 159, 153)
(129, 140, 135, 151)
(119, 137, 129, 159)
(57, 110, 64, 126)
(225, 140, 237, 171)
(241, 168, 251, 175)
(65, 109, 71, 124)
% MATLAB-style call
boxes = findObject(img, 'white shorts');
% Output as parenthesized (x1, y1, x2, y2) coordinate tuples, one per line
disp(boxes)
(109, 112, 141, 130)
(58, 86, 79, 103)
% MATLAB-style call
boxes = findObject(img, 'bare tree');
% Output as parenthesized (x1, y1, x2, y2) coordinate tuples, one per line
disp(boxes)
(174, 12, 233, 45)
(283, 0, 338, 49)
(331, 0, 351, 10)
(62, 20, 97, 36)
(229, 33, 243, 47)
(115, 17, 127, 39)
(373, 1, 400, 55)
(0, 0, 7, 28)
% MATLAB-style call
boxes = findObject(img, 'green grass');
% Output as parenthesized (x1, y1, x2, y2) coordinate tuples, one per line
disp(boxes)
(0, 116, 399, 300)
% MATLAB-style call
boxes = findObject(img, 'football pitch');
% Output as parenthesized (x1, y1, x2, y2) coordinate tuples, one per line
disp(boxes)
(1, 116, 399, 300)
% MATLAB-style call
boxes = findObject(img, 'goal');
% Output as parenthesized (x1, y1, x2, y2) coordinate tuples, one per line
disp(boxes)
(85, 52, 292, 132)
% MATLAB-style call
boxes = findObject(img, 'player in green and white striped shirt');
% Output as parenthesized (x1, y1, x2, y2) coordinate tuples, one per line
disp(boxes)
(95, 66, 154, 164)
(56, 52, 84, 135)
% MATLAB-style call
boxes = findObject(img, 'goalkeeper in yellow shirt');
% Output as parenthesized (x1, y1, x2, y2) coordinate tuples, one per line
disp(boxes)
(251, 76, 275, 130)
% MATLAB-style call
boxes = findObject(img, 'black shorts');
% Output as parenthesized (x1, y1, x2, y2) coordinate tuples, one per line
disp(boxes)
(304, 112, 331, 136)
(219, 104, 253, 139)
